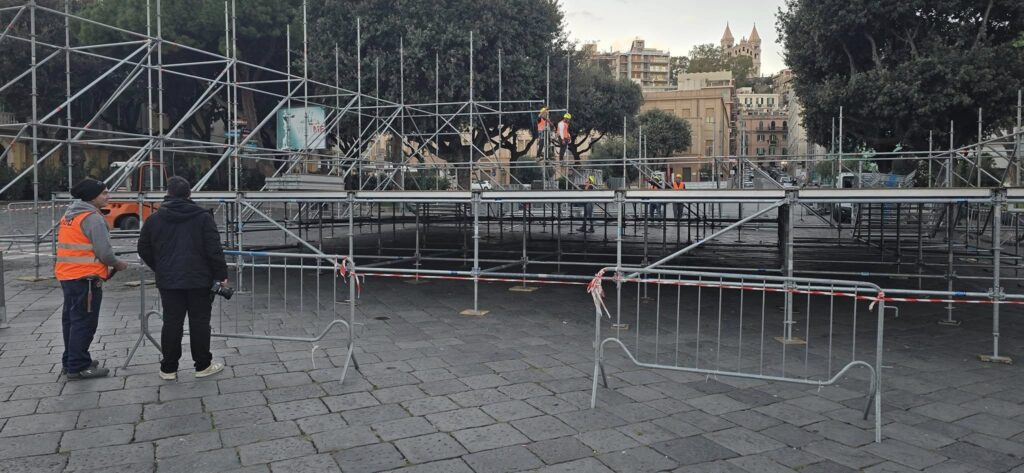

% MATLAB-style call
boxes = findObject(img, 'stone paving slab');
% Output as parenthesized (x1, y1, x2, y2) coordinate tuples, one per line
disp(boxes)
(1, 245, 1023, 473)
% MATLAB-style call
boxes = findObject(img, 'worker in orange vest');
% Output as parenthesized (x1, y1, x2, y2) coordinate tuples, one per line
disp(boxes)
(557, 113, 571, 161)
(536, 107, 551, 137)
(56, 178, 128, 379)
(672, 173, 685, 221)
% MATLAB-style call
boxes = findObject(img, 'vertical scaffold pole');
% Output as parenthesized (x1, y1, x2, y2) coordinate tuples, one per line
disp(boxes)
(30, 0, 40, 280)
(461, 191, 488, 316)
(778, 189, 803, 345)
(0, 249, 8, 329)
(980, 189, 1011, 363)
(941, 121, 958, 325)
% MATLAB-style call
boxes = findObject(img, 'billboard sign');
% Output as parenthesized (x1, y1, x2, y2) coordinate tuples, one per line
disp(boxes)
(276, 106, 328, 150)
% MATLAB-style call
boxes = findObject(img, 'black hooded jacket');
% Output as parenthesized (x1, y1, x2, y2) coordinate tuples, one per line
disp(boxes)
(138, 197, 228, 289)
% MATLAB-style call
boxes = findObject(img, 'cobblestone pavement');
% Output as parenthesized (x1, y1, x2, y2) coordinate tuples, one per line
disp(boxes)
(2, 229, 1024, 471)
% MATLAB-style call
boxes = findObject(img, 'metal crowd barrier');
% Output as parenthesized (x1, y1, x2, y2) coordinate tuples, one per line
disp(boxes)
(124, 250, 361, 383)
(588, 267, 885, 442)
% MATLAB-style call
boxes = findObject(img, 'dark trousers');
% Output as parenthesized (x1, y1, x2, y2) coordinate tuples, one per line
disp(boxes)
(159, 288, 213, 373)
(558, 140, 568, 160)
(61, 279, 102, 373)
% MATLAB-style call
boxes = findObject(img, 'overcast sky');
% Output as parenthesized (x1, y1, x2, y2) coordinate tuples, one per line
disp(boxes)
(561, 0, 788, 75)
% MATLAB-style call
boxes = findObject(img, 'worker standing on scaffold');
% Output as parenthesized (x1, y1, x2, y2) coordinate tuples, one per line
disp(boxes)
(557, 113, 572, 162)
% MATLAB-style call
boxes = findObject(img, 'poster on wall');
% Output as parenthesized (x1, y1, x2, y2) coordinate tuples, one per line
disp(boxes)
(276, 106, 327, 150)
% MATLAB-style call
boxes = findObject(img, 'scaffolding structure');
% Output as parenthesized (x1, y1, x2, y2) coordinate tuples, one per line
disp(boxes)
(1, 1, 1023, 365)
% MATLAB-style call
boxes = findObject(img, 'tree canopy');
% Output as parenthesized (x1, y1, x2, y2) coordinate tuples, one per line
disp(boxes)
(685, 43, 754, 87)
(778, 0, 1024, 151)
(304, 0, 641, 164)
(636, 109, 692, 158)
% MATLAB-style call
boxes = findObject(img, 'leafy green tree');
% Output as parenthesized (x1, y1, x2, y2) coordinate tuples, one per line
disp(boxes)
(685, 44, 724, 73)
(778, 0, 1024, 152)
(304, 0, 641, 166)
(636, 109, 692, 158)
(78, 0, 301, 144)
(684, 43, 755, 87)
(592, 135, 639, 181)
(561, 60, 643, 160)
(669, 56, 689, 85)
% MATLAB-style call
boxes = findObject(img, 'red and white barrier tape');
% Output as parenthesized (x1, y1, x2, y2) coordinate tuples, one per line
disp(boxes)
(335, 257, 364, 296)
(587, 268, 613, 319)
(2, 204, 60, 213)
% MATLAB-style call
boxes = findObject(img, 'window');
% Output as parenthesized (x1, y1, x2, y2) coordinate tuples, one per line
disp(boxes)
(683, 168, 692, 181)
(770, 121, 776, 130)
(705, 140, 714, 155)
(782, 121, 788, 129)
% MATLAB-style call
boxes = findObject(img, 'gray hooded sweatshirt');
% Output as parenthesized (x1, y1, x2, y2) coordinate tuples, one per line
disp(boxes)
(61, 200, 122, 267)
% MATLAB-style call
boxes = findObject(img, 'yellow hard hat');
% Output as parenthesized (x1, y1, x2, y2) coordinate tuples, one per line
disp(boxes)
(675, 174, 682, 178)
(563, 113, 572, 119)
(540, 107, 548, 113)
(587, 176, 595, 182)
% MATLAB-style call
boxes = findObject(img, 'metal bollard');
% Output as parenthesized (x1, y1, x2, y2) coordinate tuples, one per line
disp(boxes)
(0, 249, 8, 329)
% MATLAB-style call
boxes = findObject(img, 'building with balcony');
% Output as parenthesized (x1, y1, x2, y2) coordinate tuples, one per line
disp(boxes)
(586, 38, 671, 91)
(736, 90, 788, 161)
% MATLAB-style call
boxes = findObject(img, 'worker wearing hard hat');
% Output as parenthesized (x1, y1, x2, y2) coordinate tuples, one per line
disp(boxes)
(579, 175, 596, 233)
(536, 107, 551, 137)
(557, 113, 571, 161)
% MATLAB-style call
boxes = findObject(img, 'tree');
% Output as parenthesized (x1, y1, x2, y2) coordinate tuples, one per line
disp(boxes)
(669, 56, 689, 85)
(592, 135, 639, 181)
(561, 60, 643, 160)
(778, 0, 1024, 152)
(636, 109, 691, 158)
(685, 44, 724, 73)
(684, 43, 755, 87)
(304, 0, 567, 167)
(78, 0, 301, 145)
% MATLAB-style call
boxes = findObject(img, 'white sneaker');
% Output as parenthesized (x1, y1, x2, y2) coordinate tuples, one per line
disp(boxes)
(194, 362, 224, 378)
(158, 370, 176, 381)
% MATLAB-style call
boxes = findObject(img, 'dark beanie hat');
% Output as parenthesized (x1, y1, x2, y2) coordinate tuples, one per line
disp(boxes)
(71, 178, 107, 202)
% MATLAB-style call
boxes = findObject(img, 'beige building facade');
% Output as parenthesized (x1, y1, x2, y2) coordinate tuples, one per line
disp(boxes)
(640, 72, 735, 182)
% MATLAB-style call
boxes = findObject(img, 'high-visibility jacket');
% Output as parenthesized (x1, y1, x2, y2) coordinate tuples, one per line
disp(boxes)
(536, 117, 550, 133)
(55, 212, 109, 281)
(557, 120, 570, 141)
(672, 181, 685, 190)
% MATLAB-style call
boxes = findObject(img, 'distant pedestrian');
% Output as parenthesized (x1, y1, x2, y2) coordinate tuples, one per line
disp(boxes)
(578, 175, 596, 233)
(138, 176, 228, 380)
(56, 178, 128, 380)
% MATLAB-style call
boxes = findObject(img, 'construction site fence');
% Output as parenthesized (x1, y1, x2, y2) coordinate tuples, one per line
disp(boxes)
(586, 266, 884, 443)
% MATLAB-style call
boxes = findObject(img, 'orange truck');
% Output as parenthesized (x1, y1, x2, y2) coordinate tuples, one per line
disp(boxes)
(102, 162, 165, 230)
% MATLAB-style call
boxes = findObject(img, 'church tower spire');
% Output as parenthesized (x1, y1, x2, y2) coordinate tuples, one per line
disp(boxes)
(721, 23, 734, 48)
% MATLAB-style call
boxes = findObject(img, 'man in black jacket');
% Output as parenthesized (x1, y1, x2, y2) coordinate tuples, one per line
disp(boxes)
(138, 176, 229, 380)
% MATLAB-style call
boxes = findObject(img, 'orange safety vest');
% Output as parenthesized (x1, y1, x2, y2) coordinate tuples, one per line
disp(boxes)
(54, 212, 110, 281)
(557, 120, 570, 140)
(672, 181, 685, 190)
(536, 117, 550, 133)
